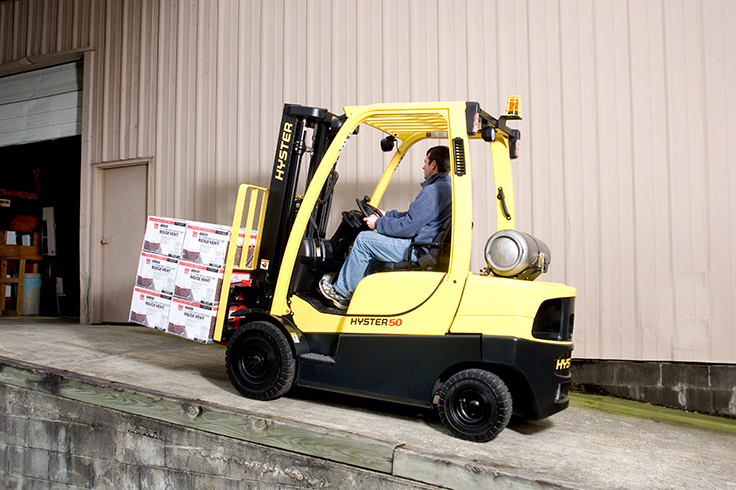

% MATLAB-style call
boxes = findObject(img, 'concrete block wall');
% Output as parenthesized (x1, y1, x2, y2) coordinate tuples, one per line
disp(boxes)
(0, 382, 433, 489)
(571, 360, 736, 418)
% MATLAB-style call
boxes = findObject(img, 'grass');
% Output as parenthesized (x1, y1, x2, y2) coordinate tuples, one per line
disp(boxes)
(570, 393, 736, 435)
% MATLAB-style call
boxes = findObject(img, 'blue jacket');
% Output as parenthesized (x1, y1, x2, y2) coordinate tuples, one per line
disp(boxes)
(375, 172, 452, 246)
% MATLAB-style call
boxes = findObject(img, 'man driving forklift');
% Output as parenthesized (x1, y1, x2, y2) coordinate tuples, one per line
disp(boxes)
(319, 145, 452, 309)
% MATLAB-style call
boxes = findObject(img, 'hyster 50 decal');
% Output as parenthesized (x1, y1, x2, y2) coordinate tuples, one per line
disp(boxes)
(350, 317, 403, 327)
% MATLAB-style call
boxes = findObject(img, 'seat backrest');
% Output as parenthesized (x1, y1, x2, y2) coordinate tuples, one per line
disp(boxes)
(416, 216, 452, 271)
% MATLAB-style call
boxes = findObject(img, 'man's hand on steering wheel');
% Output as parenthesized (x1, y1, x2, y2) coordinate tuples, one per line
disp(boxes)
(356, 196, 383, 230)
(364, 212, 382, 230)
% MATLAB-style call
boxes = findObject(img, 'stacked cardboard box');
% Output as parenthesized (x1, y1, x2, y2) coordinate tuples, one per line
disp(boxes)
(174, 262, 224, 306)
(129, 216, 253, 343)
(168, 298, 219, 344)
(181, 222, 231, 268)
(129, 287, 172, 330)
(136, 252, 178, 296)
(142, 217, 187, 258)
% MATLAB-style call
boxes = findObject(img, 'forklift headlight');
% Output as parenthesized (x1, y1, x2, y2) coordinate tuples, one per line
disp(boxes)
(380, 135, 396, 152)
(481, 126, 496, 142)
(484, 230, 550, 280)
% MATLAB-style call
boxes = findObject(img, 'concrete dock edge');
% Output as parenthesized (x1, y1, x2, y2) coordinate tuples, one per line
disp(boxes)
(1, 357, 567, 490)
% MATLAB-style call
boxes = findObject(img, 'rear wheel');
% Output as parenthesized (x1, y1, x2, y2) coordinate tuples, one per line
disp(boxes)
(438, 368, 512, 442)
(226, 321, 295, 400)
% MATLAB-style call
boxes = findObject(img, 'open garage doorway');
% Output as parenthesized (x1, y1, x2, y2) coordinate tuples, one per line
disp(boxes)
(0, 136, 81, 318)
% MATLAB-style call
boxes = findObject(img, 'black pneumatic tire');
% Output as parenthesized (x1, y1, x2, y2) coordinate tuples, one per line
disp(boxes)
(225, 321, 295, 400)
(438, 369, 512, 442)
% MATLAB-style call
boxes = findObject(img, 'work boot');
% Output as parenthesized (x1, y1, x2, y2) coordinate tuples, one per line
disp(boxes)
(318, 277, 349, 310)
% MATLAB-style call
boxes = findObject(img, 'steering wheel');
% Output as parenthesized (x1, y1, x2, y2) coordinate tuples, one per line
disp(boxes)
(356, 195, 383, 218)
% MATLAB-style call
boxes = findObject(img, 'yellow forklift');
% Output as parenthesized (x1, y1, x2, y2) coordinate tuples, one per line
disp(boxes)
(213, 100, 576, 442)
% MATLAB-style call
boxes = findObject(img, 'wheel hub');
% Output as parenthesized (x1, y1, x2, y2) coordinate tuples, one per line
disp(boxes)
(455, 388, 491, 427)
(248, 352, 265, 371)
(240, 340, 273, 381)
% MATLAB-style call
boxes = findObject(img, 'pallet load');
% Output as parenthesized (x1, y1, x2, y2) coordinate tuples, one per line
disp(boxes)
(129, 216, 253, 343)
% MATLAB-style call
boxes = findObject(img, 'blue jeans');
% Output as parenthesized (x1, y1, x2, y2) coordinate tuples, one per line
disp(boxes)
(333, 231, 417, 298)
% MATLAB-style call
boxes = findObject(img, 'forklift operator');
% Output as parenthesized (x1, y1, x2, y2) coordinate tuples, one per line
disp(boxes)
(319, 145, 452, 309)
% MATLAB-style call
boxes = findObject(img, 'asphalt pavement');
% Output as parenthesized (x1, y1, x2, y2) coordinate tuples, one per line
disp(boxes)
(1, 317, 735, 489)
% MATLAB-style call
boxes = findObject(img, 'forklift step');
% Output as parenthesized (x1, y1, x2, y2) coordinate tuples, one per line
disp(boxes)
(299, 352, 336, 365)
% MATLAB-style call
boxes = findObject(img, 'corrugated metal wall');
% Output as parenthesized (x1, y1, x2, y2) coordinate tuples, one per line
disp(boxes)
(1, 0, 734, 363)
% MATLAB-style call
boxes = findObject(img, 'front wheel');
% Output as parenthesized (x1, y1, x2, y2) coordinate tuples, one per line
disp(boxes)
(437, 369, 512, 442)
(225, 321, 295, 400)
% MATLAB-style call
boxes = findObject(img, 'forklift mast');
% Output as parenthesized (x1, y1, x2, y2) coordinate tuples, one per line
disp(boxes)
(257, 105, 339, 288)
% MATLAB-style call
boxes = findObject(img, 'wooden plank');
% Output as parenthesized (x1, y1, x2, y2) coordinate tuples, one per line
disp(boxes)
(0, 189, 38, 200)
(393, 446, 559, 490)
(0, 360, 396, 474)
(0, 245, 42, 260)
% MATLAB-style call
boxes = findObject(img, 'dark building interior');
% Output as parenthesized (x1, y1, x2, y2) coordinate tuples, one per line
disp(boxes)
(0, 135, 81, 317)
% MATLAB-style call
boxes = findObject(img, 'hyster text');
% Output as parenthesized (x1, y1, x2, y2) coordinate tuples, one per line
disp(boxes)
(275, 122, 293, 181)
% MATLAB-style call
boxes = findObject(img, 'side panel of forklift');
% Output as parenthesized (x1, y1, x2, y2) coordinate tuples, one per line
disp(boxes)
(452, 275, 577, 341)
(288, 275, 576, 339)
(296, 334, 481, 407)
(292, 332, 571, 420)
(288, 284, 463, 336)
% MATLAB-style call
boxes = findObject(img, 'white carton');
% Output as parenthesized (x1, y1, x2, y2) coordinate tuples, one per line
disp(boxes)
(181, 222, 231, 268)
(142, 217, 187, 259)
(129, 287, 171, 331)
(135, 252, 178, 295)
(168, 297, 218, 343)
(174, 261, 224, 306)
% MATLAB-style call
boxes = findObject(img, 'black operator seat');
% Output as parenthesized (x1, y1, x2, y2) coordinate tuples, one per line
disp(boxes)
(378, 216, 452, 272)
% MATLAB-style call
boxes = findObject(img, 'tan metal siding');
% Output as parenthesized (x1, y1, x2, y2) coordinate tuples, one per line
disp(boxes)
(703, 0, 736, 363)
(0, 0, 734, 363)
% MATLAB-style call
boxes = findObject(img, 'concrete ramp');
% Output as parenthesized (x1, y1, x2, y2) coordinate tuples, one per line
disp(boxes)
(1, 319, 735, 489)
